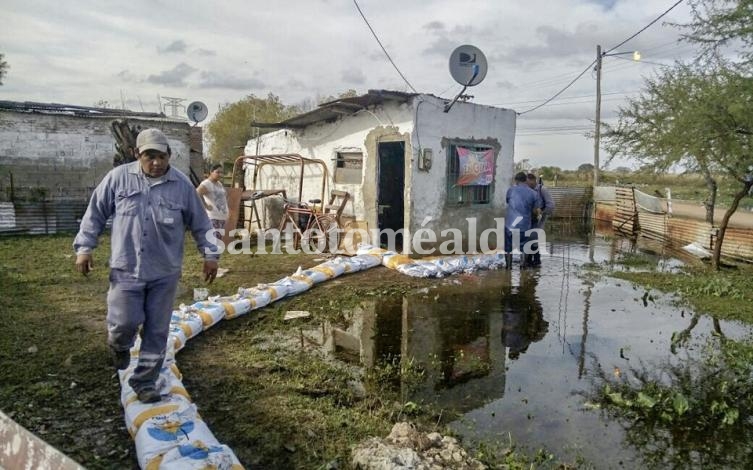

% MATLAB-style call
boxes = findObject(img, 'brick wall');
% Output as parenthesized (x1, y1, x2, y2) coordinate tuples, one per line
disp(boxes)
(0, 111, 192, 201)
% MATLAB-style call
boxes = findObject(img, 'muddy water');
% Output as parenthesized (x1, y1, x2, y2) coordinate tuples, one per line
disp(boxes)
(312, 225, 753, 468)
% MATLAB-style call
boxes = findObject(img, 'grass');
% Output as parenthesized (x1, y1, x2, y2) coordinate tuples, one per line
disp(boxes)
(610, 266, 753, 323)
(1, 233, 567, 469)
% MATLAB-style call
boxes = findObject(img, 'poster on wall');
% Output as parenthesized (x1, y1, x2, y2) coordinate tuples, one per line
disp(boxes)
(456, 147, 493, 186)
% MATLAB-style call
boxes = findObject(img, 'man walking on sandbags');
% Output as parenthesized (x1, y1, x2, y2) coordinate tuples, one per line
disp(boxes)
(73, 128, 219, 403)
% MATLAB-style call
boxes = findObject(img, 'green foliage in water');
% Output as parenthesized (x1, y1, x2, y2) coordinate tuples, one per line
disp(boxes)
(586, 336, 753, 469)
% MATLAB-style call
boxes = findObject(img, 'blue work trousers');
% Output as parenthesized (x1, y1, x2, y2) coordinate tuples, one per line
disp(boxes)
(106, 269, 180, 392)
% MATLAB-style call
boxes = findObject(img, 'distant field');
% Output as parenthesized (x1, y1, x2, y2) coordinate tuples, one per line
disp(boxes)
(546, 171, 753, 212)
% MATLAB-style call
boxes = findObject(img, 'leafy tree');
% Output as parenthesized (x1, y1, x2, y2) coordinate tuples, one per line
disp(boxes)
(0, 53, 8, 85)
(205, 93, 297, 163)
(577, 163, 595, 173)
(603, 0, 753, 270)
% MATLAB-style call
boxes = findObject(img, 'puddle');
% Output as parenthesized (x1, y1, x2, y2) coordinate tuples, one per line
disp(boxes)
(301, 223, 753, 468)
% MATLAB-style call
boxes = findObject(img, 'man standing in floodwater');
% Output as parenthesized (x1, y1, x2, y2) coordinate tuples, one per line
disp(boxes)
(504, 171, 540, 269)
(73, 128, 219, 404)
(526, 173, 555, 267)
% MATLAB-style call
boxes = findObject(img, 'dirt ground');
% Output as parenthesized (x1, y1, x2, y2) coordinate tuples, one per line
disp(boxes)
(671, 200, 753, 228)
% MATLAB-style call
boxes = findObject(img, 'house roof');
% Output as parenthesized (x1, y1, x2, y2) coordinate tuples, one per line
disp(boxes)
(0, 100, 182, 120)
(252, 89, 417, 129)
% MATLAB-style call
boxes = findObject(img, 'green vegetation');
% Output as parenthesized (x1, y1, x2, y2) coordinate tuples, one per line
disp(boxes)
(611, 267, 753, 323)
(586, 336, 753, 469)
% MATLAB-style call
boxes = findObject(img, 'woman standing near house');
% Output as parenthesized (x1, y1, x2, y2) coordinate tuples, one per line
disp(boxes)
(197, 164, 229, 254)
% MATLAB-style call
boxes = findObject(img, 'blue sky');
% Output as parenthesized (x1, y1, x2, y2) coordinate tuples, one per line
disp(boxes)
(0, 0, 696, 169)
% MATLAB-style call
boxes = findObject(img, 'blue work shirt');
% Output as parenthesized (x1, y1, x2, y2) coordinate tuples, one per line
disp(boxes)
(505, 183, 540, 232)
(74, 161, 219, 282)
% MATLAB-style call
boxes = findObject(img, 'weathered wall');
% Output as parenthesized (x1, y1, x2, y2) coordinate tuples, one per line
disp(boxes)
(0, 110, 192, 200)
(409, 95, 516, 247)
(245, 101, 414, 228)
(244, 95, 517, 249)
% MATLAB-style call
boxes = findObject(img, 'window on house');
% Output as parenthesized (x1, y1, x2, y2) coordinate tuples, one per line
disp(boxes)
(334, 151, 363, 184)
(446, 143, 495, 205)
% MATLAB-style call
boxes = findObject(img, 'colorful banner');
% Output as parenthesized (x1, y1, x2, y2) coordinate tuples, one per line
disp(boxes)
(456, 147, 493, 186)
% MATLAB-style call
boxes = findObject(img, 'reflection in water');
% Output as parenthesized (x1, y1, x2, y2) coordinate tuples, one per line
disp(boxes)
(500, 270, 548, 360)
(299, 222, 753, 468)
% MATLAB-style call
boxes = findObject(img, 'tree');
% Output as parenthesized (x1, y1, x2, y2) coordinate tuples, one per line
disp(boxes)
(603, 0, 753, 269)
(577, 163, 595, 174)
(603, 63, 753, 270)
(0, 53, 8, 85)
(205, 93, 297, 163)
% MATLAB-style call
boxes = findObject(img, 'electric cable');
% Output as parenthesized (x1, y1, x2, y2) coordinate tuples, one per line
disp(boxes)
(352, 0, 417, 93)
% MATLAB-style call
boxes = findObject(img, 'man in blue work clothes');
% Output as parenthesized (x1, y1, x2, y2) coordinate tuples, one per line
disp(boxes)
(74, 128, 219, 403)
(526, 173, 555, 267)
(504, 171, 540, 269)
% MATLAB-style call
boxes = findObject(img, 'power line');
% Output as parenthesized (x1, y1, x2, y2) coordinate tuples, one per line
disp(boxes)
(604, 0, 685, 55)
(517, 60, 596, 115)
(353, 0, 417, 93)
(517, 0, 687, 116)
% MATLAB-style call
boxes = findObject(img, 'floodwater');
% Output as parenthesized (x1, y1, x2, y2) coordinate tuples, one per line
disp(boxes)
(304, 222, 753, 468)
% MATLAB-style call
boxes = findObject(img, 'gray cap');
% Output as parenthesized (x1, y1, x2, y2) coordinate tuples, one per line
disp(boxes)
(136, 128, 169, 154)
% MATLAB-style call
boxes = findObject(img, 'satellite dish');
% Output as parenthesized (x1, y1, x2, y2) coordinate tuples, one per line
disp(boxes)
(449, 45, 487, 87)
(187, 101, 208, 123)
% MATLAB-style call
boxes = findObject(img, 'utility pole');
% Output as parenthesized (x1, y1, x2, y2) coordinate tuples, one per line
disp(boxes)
(593, 44, 602, 188)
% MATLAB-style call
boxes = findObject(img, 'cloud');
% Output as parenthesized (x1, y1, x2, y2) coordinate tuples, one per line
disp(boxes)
(423, 35, 457, 57)
(157, 40, 187, 54)
(116, 70, 139, 82)
(146, 63, 197, 86)
(423, 21, 445, 31)
(496, 80, 516, 90)
(198, 71, 265, 90)
(341, 67, 366, 85)
(195, 48, 216, 56)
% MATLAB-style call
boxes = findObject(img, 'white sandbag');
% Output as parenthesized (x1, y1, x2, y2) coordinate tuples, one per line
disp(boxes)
(351, 253, 383, 270)
(330, 255, 363, 274)
(281, 273, 315, 296)
(172, 308, 204, 340)
(153, 443, 243, 470)
(413, 260, 444, 278)
(168, 326, 187, 352)
(207, 294, 254, 320)
(254, 280, 290, 302)
(124, 392, 193, 439)
(188, 301, 226, 329)
(395, 262, 434, 278)
(236, 286, 273, 310)
(473, 253, 505, 270)
(135, 403, 222, 469)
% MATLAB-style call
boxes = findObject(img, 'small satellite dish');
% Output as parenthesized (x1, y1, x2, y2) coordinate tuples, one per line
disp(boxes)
(187, 101, 208, 123)
(449, 45, 487, 87)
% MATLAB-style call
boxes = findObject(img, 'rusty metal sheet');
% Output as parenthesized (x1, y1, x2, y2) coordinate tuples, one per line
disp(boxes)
(668, 217, 714, 249)
(548, 187, 591, 219)
(613, 186, 637, 236)
(638, 212, 667, 242)
(595, 202, 615, 221)
(0, 411, 85, 470)
(720, 227, 753, 261)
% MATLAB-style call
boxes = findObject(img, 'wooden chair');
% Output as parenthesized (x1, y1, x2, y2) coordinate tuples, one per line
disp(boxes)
(323, 190, 350, 228)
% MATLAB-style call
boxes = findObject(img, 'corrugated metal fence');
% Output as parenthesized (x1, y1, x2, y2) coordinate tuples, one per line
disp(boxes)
(595, 185, 753, 262)
(548, 186, 592, 219)
(0, 199, 89, 235)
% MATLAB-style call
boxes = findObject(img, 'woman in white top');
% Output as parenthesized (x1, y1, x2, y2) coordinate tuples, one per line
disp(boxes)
(196, 164, 229, 249)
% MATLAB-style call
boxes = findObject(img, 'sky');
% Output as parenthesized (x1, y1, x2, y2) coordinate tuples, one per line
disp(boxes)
(0, 0, 698, 170)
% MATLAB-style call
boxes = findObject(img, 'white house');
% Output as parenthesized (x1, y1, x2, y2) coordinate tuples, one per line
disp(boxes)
(244, 90, 516, 250)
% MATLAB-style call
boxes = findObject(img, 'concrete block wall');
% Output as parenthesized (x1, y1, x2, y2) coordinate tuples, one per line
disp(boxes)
(0, 111, 192, 200)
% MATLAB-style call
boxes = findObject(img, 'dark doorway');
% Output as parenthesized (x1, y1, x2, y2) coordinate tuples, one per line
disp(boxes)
(377, 142, 405, 247)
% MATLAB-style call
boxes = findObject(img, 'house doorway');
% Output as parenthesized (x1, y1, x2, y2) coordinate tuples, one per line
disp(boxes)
(377, 141, 405, 248)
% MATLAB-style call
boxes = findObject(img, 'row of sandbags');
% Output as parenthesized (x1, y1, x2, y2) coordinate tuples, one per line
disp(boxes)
(120, 245, 510, 468)
(119, 250, 386, 469)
